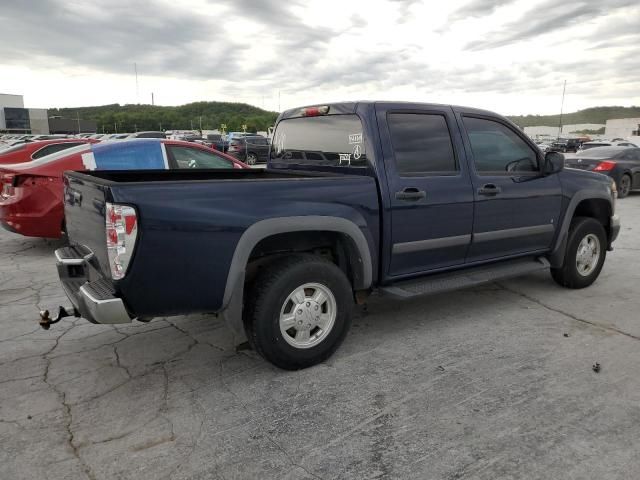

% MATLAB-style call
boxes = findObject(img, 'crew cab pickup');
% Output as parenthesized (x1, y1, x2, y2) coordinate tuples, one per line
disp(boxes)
(48, 102, 620, 370)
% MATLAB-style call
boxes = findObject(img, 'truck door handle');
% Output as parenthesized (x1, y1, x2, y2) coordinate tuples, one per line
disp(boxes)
(395, 187, 426, 201)
(478, 184, 502, 196)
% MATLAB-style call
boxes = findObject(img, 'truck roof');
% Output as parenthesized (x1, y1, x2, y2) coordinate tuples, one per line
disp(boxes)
(279, 101, 500, 121)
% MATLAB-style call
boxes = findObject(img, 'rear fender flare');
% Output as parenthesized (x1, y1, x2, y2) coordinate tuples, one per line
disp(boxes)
(220, 216, 373, 340)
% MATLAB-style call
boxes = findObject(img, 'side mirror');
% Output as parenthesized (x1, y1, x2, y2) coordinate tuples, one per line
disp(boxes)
(544, 151, 564, 174)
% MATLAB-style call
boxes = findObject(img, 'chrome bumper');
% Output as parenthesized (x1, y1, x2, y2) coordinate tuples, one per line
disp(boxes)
(55, 246, 133, 325)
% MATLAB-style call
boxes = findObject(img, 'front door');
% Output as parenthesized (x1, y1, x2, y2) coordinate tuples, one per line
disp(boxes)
(457, 113, 563, 262)
(376, 104, 475, 277)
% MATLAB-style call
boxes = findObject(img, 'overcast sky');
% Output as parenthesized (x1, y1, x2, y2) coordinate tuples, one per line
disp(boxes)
(1, 0, 638, 115)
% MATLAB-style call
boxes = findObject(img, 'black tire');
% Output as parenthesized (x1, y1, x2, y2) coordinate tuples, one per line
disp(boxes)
(246, 153, 258, 165)
(550, 217, 607, 289)
(617, 174, 631, 199)
(243, 254, 353, 370)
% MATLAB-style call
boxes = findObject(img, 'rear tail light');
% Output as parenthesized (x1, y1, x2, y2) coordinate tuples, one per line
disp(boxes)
(105, 202, 138, 280)
(300, 105, 330, 117)
(1, 173, 16, 198)
(593, 160, 616, 172)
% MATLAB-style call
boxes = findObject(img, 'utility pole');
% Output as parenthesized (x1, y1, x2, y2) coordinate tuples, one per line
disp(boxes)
(114, 122, 117, 133)
(151, 92, 154, 106)
(558, 80, 566, 139)
(76, 111, 81, 134)
(199, 115, 202, 131)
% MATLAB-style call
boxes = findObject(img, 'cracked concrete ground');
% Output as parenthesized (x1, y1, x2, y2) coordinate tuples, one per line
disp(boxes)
(1, 195, 640, 480)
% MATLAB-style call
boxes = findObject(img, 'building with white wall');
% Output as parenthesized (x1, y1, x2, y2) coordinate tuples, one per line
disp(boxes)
(0, 93, 49, 134)
(605, 118, 640, 139)
(524, 123, 605, 139)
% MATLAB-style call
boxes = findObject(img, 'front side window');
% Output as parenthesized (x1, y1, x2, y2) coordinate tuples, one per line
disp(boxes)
(271, 114, 367, 167)
(464, 117, 538, 173)
(167, 146, 234, 169)
(387, 113, 456, 175)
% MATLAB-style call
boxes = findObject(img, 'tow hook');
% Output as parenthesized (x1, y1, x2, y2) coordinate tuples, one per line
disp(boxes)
(38, 306, 80, 330)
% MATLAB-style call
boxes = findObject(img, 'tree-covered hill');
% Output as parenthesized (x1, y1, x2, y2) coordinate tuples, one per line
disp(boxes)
(508, 106, 640, 128)
(48, 102, 279, 134)
(48, 102, 640, 133)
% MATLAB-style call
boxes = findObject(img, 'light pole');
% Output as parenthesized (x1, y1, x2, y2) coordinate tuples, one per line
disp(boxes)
(558, 80, 566, 140)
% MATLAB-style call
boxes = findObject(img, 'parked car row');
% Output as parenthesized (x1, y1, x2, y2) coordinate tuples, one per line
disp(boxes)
(0, 139, 248, 239)
(2, 130, 273, 165)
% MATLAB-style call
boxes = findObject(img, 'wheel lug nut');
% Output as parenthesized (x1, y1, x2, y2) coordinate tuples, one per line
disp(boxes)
(306, 302, 310, 307)
(314, 305, 318, 310)
(297, 310, 302, 314)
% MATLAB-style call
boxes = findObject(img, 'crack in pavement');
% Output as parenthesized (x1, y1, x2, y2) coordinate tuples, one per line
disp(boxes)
(217, 358, 324, 480)
(41, 320, 97, 480)
(496, 282, 640, 341)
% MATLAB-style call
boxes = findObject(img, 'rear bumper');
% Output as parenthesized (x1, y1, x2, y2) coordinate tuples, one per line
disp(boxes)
(55, 246, 133, 324)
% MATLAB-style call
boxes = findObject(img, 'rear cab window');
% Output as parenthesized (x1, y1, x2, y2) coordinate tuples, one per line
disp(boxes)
(270, 115, 367, 168)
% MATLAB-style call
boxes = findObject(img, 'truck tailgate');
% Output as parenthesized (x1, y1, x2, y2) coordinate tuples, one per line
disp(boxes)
(63, 173, 112, 278)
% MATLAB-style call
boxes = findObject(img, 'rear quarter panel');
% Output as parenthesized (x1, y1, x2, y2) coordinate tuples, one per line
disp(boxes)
(110, 175, 380, 317)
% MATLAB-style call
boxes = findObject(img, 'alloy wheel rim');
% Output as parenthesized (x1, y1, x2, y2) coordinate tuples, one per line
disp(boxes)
(620, 176, 630, 196)
(279, 282, 336, 349)
(576, 233, 600, 277)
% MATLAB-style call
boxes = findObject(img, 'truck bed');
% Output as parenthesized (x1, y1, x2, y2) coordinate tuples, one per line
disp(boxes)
(62, 168, 380, 317)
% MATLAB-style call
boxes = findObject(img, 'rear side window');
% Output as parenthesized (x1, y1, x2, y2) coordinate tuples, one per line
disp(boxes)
(271, 115, 367, 167)
(463, 116, 538, 173)
(32, 142, 84, 159)
(387, 113, 456, 175)
(166, 146, 233, 169)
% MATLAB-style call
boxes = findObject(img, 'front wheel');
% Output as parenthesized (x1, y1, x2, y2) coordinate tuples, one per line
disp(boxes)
(244, 255, 353, 370)
(551, 217, 606, 289)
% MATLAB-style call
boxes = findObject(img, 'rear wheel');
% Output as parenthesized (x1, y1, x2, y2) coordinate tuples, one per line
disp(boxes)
(551, 217, 606, 289)
(617, 174, 631, 199)
(244, 254, 353, 370)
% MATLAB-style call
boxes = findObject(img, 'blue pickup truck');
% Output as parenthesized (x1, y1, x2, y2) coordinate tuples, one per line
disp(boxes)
(46, 101, 620, 370)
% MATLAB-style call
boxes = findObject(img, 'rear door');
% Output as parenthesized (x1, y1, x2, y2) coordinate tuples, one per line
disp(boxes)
(457, 112, 562, 262)
(376, 104, 474, 277)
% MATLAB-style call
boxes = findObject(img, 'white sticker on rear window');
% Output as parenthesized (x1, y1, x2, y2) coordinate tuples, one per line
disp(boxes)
(352, 144, 362, 160)
(348, 133, 362, 144)
(339, 153, 351, 165)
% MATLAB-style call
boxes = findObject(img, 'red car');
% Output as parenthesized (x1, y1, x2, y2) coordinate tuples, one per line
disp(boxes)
(1, 139, 248, 239)
(0, 138, 98, 165)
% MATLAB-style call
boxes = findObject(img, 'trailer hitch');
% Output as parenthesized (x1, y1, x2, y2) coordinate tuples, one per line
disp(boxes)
(38, 306, 80, 330)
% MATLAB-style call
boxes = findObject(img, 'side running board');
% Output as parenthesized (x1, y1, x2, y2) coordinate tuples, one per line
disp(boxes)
(380, 257, 550, 299)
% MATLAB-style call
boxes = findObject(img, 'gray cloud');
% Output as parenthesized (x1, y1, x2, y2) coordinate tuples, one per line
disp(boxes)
(0, 0, 637, 111)
(449, 0, 513, 21)
(464, 0, 637, 50)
